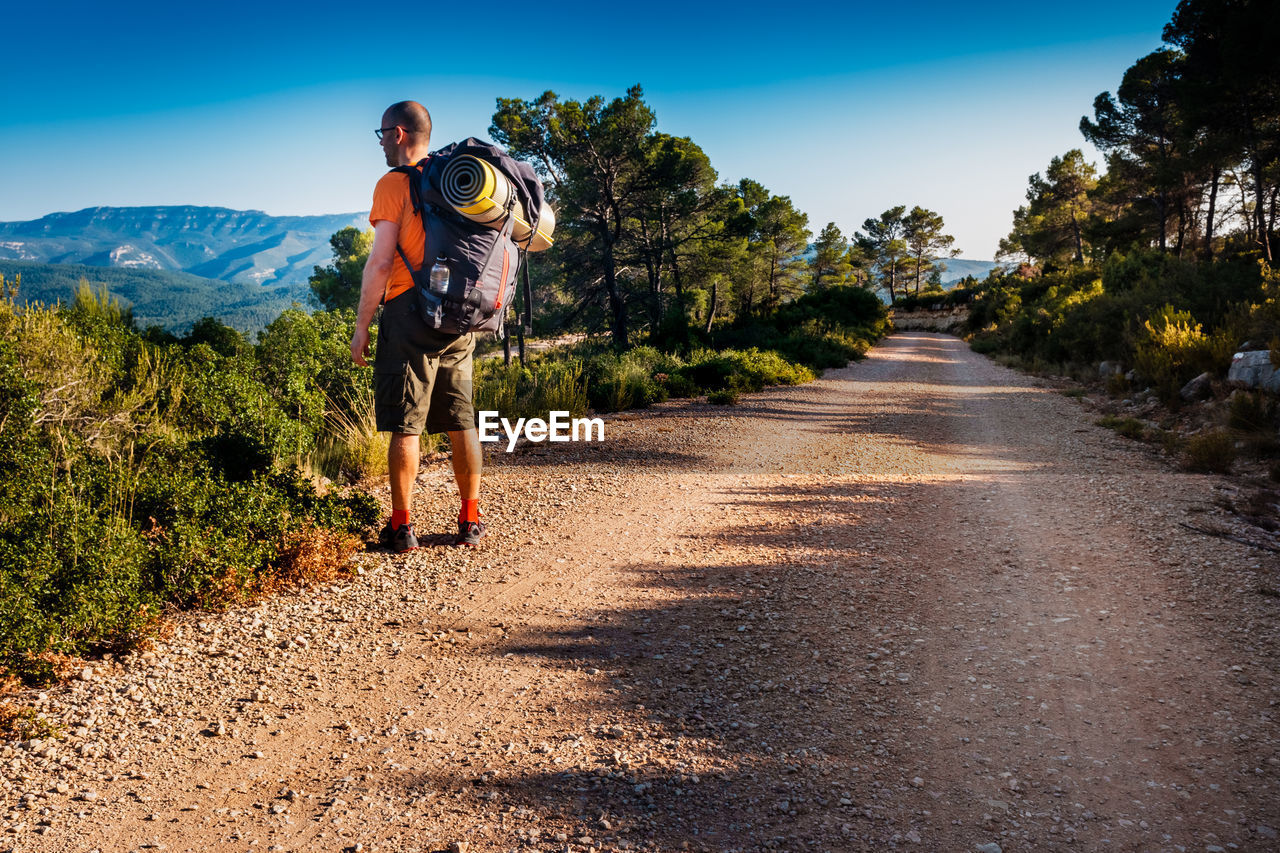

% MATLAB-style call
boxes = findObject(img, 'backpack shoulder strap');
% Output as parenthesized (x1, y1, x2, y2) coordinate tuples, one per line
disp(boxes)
(389, 161, 429, 271)
(390, 162, 427, 215)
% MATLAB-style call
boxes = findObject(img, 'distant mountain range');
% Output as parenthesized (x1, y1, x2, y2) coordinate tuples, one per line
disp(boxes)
(801, 246, 997, 287)
(0, 205, 367, 332)
(0, 205, 367, 288)
(935, 258, 999, 284)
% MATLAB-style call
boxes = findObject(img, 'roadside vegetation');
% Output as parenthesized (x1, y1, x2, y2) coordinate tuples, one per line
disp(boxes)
(0, 276, 378, 686)
(950, 0, 1280, 476)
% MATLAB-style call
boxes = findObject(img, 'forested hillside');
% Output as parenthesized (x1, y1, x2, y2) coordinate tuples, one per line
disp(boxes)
(0, 260, 297, 333)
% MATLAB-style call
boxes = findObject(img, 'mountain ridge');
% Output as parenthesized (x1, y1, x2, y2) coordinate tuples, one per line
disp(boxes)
(0, 205, 368, 291)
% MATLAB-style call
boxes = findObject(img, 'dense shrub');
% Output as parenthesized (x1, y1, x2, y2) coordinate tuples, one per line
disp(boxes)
(707, 388, 739, 405)
(475, 358, 589, 420)
(965, 251, 1277, 385)
(894, 285, 976, 312)
(1133, 305, 1218, 405)
(0, 281, 379, 682)
(680, 347, 814, 393)
(1183, 430, 1236, 474)
(584, 349, 668, 412)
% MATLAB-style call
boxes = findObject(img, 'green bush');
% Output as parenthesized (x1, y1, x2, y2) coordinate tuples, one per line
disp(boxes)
(584, 350, 668, 413)
(1183, 430, 1236, 474)
(1227, 391, 1278, 433)
(1227, 391, 1280, 456)
(961, 251, 1277, 382)
(1134, 305, 1214, 405)
(0, 287, 382, 682)
(660, 371, 700, 398)
(679, 347, 814, 394)
(476, 357, 590, 421)
(707, 388, 739, 405)
(1097, 415, 1146, 440)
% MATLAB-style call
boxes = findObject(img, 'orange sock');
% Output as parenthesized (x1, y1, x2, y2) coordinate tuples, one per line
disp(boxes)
(391, 509, 410, 529)
(459, 500, 479, 523)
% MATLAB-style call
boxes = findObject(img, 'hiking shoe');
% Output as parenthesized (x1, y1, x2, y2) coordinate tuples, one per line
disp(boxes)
(455, 520, 486, 548)
(380, 522, 419, 553)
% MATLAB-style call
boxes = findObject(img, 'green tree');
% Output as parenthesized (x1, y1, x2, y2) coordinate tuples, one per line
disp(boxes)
(741, 182, 810, 311)
(630, 133, 721, 335)
(308, 227, 373, 312)
(902, 206, 958, 296)
(1081, 49, 1203, 256)
(492, 86, 657, 348)
(683, 189, 752, 333)
(183, 317, 251, 358)
(843, 242, 876, 290)
(810, 222, 852, 290)
(856, 206, 910, 302)
(1164, 0, 1280, 262)
(256, 308, 366, 431)
(999, 150, 1098, 268)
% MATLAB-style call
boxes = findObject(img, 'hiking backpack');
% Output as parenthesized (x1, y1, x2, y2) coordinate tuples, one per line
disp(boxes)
(392, 137, 549, 336)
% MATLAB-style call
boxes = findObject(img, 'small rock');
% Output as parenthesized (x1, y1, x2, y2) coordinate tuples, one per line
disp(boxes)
(910, 776, 924, 788)
(448, 843, 468, 853)
(79, 667, 94, 682)
(975, 844, 1002, 853)
(906, 830, 921, 843)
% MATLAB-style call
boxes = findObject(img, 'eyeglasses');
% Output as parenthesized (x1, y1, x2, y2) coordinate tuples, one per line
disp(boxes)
(374, 126, 402, 141)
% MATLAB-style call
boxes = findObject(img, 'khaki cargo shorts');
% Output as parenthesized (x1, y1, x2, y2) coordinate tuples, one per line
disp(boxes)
(373, 290, 476, 435)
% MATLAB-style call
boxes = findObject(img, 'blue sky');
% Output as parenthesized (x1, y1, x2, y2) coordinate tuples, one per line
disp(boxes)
(1, 0, 1177, 258)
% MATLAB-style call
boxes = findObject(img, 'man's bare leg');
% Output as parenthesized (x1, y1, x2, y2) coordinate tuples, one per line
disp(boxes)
(447, 428, 482, 501)
(389, 432, 420, 512)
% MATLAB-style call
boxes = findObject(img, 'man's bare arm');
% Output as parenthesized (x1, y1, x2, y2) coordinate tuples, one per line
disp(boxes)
(351, 219, 401, 366)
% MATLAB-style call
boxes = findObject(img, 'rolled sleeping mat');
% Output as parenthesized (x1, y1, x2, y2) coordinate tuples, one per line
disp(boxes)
(439, 155, 556, 252)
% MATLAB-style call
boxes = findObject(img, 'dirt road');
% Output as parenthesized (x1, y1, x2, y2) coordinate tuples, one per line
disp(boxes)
(7, 332, 1278, 852)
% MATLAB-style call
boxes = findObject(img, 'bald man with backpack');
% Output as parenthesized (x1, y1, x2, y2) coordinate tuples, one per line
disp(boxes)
(350, 100, 485, 552)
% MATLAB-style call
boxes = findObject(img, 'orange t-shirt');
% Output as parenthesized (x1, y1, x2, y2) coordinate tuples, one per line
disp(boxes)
(369, 164, 428, 301)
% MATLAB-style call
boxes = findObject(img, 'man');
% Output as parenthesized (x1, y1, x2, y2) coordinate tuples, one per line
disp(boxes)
(350, 100, 485, 552)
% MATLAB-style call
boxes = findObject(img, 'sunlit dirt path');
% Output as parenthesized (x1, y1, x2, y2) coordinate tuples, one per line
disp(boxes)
(16, 332, 1278, 853)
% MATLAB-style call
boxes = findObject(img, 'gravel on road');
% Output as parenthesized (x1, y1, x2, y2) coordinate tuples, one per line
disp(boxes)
(3, 331, 1277, 853)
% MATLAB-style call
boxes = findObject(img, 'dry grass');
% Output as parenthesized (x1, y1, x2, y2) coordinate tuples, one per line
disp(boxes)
(0, 701, 63, 740)
(192, 525, 362, 611)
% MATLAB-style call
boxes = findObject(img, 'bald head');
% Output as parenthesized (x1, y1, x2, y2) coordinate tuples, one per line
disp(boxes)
(384, 100, 432, 146)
